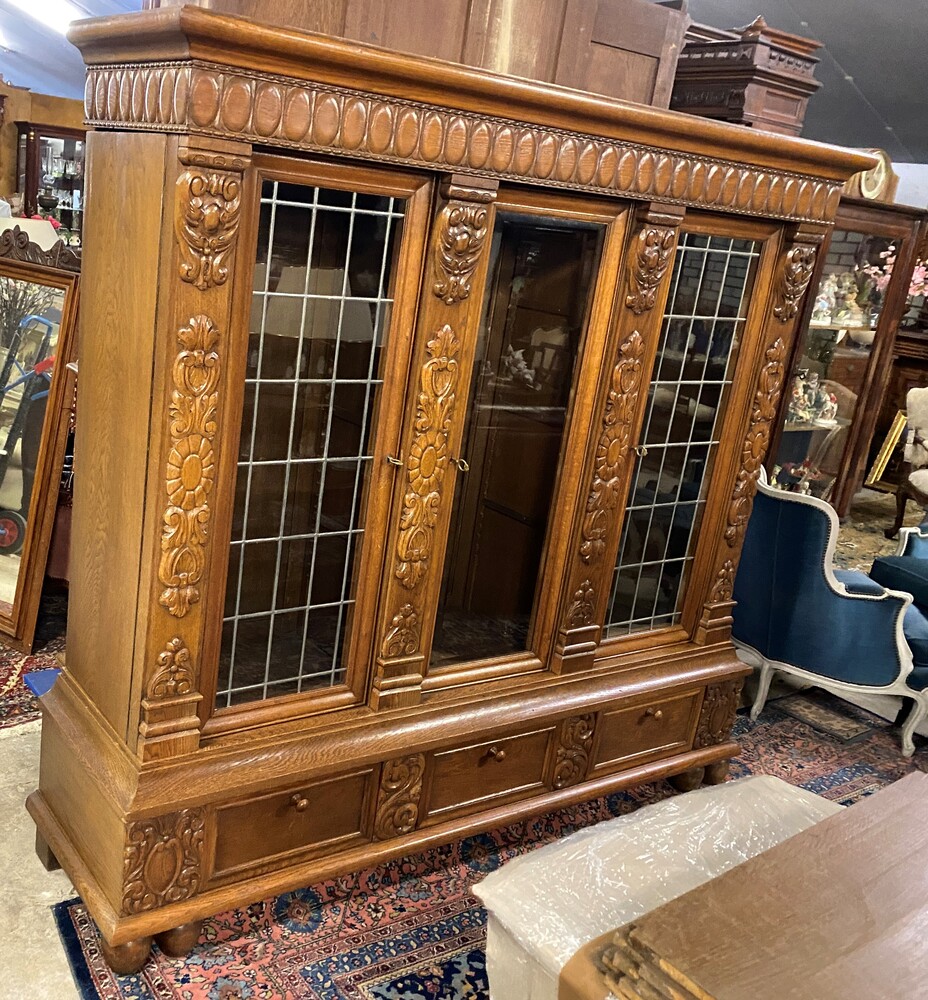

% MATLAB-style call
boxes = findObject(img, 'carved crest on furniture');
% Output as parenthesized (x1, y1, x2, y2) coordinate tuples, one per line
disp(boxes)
(551, 714, 597, 789)
(773, 244, 818, 322)
(625, 226, 677, 314)
(694, 680, 744, 748)
(380, 603, 421, 658)
(708, 560, 736, 604)
(373, 755, 426, 840)
(148, 637, 195, 699)
(0, 225, 81, 272)
(432, 203, 490, 305)
(176, 166, 243, 291)
(122, 809, 206, 915)
(566, 580, 597, 627)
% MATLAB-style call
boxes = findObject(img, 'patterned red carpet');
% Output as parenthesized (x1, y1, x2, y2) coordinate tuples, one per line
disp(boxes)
(52, 690, 925, 1000)
(0, 591, 66, 730)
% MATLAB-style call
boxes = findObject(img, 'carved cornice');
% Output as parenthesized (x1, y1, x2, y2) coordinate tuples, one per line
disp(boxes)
(122, 809, 205, 914)
(147, 636, 195, 698)
(159, 314, 220, 617)
(694, 679, 743, 748)
(83, 62, 845, 224)
(0, 225, 81, 273)
(580, 331, 646, 564)
(725, 337, 787, 548)
(773, 243, 817, 322)
(373, 754, 425, 840)
(176, 167, 242, 291)
(625, 226, 676, 314)
(551, 714, 596, 789)
(380, 602, 420, 658)
(432, 202, 490, 305)
(395, 324, 460, 589)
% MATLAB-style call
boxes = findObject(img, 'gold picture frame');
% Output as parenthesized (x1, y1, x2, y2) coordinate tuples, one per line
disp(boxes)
(866, 409, 908, 490)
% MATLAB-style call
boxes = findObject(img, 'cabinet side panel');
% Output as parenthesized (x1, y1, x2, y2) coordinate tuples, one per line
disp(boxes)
(68, 131, 167, 736)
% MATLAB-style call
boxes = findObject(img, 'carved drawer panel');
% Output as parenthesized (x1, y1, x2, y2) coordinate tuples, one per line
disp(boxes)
(212, 768, 375, 878)
(420, 726, 556, 826)
(591, 691, 700, 776)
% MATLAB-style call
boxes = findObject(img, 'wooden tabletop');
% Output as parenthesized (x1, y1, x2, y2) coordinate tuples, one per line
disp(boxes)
(605, 771, 928, 1000)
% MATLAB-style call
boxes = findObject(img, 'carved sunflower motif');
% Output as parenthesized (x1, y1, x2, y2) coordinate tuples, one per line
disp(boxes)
(166, 435, 215, 510)
(407, 429, 447, 495)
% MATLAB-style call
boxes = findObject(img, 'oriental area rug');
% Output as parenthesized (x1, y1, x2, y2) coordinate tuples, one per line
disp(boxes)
(54, 690, 927, 1000)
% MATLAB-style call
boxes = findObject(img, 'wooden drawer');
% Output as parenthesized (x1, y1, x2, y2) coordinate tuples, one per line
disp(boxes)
(591, 691, 700, 776)
(421, 726, 555, 826)
(212, 768, 375, 878)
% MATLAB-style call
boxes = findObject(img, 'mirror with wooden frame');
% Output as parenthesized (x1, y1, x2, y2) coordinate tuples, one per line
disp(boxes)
(0, 225, 79, 651)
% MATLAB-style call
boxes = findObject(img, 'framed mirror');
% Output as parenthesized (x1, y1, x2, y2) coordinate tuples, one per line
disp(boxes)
(0, 225, 79, 651)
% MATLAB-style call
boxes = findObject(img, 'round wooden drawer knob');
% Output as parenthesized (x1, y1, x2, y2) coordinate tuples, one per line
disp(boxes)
(290, 792, 309, 812)
(487, 745, 507, 761)
(645, 707, 663, 720)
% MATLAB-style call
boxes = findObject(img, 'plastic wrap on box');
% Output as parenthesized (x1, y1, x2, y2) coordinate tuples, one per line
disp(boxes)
(473, 776, 842, 1000)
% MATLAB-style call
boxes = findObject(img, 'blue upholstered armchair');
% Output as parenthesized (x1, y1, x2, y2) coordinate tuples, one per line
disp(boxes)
(732, 473, 928, 756)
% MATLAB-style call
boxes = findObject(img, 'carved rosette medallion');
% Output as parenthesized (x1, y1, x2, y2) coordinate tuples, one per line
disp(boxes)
(395, 325, 460, 589)
(552, 714, 596, 789)
(432, 203, 489, 305)
(122, 809, 206, 914)
(373, 754, 425, 840)
(773, 244, 817, 322)
(709, 559, 736, 604)
(580, 331, 646, 564)
(148, 637, 195, 699)
(159, 315, 220, 617)
(381, 603, 421, 658)
(566, 580, 596, 627)
(176, 168, 242, 291)
(625, 226, 676, 314)
(694, 679, 743, 749)
(725, 337, 786, 548)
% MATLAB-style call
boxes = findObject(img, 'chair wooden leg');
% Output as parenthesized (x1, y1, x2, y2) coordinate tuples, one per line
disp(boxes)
(885, 486, 909, 540)
(900, 696, 928, 758)
(750, 660, 775, 721)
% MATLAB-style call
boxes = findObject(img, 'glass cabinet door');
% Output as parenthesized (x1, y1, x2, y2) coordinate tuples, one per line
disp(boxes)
(606, 231, 761, 637)
(429, 210, 605, 667)
(769, 228, 893, 501)
(215, 168, 423, 709)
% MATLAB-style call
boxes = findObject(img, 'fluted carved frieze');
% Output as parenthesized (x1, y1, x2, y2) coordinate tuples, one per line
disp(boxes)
(84, 63, 843, 224)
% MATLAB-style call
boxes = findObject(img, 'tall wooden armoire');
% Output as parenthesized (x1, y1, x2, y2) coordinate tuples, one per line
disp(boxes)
(28, 5, 871, 972)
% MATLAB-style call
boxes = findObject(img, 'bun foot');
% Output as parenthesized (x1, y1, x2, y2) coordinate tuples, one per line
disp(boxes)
(704, 759, 730, 785)
(155, 920, 202, 958)
(668, 766, 705, 792)
(100, 935, 153, 975)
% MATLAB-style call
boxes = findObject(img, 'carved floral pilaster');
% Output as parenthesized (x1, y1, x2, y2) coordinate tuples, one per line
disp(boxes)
(551, 714, 596, 789)
(566, 580, 596, 627)
(395, 324, 461, 589)
(708, 559, 736, 604)
(725, 337, 787, 547)
(373, 754, 425, 840)
(625, 226, 676, 314)
(580, 330, 646, 564)
(122, 809, 206, 914)
(773, 244, 817, 322)
(158, 315, 220, 618)
(432, 203, 490, 305)
(176, 167, 242, 291)
(694, 679, 743, 748)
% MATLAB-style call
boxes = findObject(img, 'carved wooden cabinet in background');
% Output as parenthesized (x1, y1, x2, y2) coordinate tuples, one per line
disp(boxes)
(28, 5, 869, 972)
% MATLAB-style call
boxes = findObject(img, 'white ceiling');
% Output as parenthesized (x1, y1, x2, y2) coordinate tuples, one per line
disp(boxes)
(2, 1, 928, 162)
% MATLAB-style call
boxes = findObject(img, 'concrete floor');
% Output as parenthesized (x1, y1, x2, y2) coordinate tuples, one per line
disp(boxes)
(0, 721, 79, 999)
